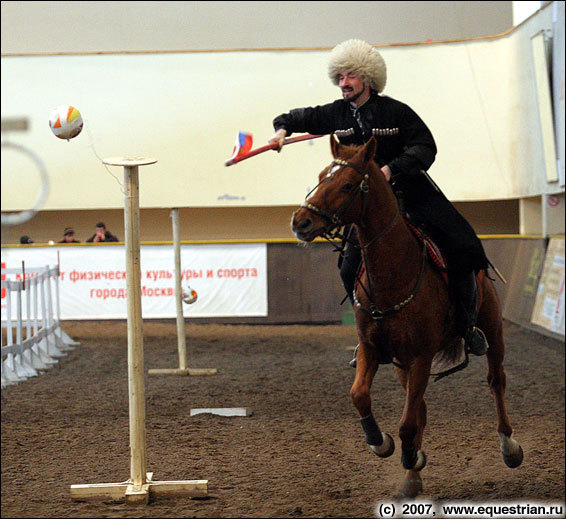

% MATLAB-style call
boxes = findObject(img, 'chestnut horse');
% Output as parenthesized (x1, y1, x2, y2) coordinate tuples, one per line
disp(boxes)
(291, 136, 523, 497)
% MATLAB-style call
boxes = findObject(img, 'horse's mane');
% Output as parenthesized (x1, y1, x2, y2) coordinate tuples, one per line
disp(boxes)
(333, 141, 398, 204)
(333, 141, 383, 177)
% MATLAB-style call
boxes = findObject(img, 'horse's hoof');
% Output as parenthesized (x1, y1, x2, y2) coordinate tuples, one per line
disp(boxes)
(370, 432, 395, 458)
(503, 444, 524, 468)
(401, 449, 426, 471)
(499, 433, 524, 468)
(400, 473, 423, 498)
(413, 450, 427, 471)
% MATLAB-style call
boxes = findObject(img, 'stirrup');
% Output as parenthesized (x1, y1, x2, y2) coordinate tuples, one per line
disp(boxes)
(465, 327, 489, 356)
(348, 344, 359, 368)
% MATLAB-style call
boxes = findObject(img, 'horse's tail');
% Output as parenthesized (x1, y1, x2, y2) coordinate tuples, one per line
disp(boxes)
(433, 289, 465, 369)
(435, 335, 465, 367)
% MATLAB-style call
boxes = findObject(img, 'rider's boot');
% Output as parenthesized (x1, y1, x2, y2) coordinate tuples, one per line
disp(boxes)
(339, 231, 362, 367)
(349, 344, 358, 368)
(464, 326, 489, 356)
(453, 270, 489, 356)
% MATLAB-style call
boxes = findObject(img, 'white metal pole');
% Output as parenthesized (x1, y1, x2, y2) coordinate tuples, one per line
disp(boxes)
(171, 208, 187, 370)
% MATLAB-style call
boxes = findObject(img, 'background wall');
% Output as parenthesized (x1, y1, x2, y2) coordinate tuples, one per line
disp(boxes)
(1, 1, 513, 53)
(2, 2, 563, 244)
(1, 5, 560, 208)
(1, 28, 561, 209)
(0, 202, 522, 245)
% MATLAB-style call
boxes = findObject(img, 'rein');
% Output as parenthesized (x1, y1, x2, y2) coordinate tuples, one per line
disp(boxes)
(300, 155, 470, 380)
(301, 157, 423, 324)
(353, 243, 427, 321)
(301, 156, 426, 372)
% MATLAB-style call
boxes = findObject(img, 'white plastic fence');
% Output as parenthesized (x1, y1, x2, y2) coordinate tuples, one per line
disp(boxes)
(1, 264, 79, 388)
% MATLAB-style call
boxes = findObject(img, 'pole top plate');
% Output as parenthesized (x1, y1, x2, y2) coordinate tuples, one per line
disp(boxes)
(102, 157, 157, 167)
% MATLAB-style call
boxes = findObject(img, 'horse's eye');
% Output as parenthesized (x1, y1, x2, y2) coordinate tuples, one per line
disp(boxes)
(341, 182, 354, 192)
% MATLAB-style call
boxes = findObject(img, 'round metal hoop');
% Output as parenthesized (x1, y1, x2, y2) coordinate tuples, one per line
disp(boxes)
(1, 141, 49, 226)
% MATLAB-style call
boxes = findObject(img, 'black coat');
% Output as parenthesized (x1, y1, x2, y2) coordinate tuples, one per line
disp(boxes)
(273, 93, 489, 273)
(86, 231, 119, 243)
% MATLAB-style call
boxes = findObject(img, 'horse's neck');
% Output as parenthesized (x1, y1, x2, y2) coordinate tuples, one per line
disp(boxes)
(355, 191, 422, 295)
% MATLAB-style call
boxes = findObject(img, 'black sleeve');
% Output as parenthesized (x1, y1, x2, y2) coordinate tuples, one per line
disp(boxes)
(86, 235, 94, 243)
(273, 101, 341, 137)
(387, 104, 436, 178)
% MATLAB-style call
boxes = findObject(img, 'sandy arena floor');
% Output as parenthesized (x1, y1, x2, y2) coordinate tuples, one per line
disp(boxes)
(1, 320, 564, 518)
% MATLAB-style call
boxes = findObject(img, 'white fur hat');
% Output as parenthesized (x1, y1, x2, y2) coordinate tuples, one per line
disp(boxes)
(328, 39, 387, 93)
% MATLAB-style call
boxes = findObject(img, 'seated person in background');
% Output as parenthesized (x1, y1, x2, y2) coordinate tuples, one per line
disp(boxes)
(86, 222, 119, 243)
(58, 227, 80, 243)
(20, 235, 34, 244)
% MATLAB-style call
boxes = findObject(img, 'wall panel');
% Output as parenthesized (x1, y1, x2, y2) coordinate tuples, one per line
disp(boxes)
(1, 4, 557, 213)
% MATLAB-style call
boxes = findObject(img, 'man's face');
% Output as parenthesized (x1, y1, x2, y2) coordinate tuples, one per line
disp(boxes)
(64, 233, 74, 242)
(96, 226, 105, 235)
(338, 71, 368, 103)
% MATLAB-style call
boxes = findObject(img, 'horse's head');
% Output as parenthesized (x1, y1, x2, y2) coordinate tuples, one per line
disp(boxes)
(291, 135, 379, 242)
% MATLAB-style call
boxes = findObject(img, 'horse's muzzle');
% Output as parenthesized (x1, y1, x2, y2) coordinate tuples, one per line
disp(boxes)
(291, 209, 316, 242)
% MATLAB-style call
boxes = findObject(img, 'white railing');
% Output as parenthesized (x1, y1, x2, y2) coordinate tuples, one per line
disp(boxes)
(1, 265, 79, 388)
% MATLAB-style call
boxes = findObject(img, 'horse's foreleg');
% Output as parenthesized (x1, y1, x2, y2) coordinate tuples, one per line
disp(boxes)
(483, 320, 524, 468)
(395, 365, 426, 498)
(350, 342, 395, 458)
(396, 366, 428, 454)
(398, 357, 430, 473)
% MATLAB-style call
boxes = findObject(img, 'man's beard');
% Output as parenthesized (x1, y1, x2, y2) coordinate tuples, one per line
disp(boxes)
(342, 88, 363, 104)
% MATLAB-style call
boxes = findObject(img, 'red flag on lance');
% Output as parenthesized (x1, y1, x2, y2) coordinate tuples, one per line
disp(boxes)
(224, 132, 324, 166)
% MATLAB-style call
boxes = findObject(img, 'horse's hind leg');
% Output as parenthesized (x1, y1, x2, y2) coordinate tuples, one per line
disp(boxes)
(478, 287, 524, 468)
(350, 341, 395, 458)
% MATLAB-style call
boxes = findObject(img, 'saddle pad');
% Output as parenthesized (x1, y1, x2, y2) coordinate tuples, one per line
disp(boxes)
(404, 219, 448, 272)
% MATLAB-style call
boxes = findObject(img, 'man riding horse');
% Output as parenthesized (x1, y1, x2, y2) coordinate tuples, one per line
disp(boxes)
(269, 38, 490, 361)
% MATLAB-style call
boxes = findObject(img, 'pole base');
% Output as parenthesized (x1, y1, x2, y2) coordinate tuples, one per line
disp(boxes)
(147, 368, 218, 376)
(70, 472, 208, 504)
(190, 407, 253, 417)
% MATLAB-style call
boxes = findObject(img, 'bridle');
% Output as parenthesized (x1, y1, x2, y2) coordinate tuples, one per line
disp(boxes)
(300, 158, 371, 240)
(300, 157, 400, 247)
(300, 156, 426, 326)
(299, 154, 468, 380)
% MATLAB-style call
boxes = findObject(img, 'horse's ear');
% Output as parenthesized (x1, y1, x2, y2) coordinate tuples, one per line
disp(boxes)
(330, 134, 341, 158)
(362, 136, 377, 165)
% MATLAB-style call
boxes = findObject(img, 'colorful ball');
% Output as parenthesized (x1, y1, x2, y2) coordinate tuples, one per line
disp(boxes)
(48, 105, 83, 140)
(182, 287, 198, 304)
